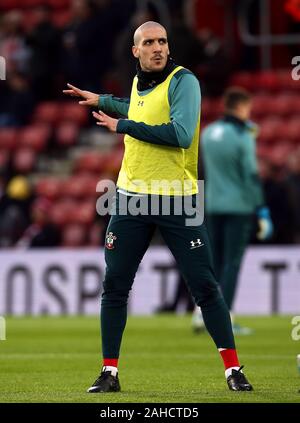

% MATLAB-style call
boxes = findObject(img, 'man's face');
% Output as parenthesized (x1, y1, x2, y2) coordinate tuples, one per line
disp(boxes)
(132, 26, 169, 72)
(236, 100, 252, 121)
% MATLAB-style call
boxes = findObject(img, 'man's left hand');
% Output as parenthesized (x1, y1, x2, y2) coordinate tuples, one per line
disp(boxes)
(92, 110, 118, 132)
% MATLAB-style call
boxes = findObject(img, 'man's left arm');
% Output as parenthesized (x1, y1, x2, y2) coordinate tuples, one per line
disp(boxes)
(241, 134, 273, 240)
(116, 72, 201, 149)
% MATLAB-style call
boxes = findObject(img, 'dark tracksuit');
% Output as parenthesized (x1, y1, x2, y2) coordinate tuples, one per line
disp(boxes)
(201, 115, 264, 310)
(99, 69, 235, 359)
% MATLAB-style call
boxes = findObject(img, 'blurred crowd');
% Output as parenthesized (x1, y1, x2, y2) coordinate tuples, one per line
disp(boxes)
(0, 0, 299, 248)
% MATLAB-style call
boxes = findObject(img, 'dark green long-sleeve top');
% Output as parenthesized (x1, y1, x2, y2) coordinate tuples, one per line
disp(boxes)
(201, 115, 264, 214)
(98, 69, 201, 150)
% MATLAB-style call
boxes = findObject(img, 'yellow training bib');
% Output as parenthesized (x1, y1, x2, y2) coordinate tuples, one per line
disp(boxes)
(117, 66, 200, 195)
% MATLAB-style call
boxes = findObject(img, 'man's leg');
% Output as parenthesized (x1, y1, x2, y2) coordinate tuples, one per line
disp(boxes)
(205, 214, 225, 282)
(101, 213, 155, 361)
(221, 215, 253, 310)
(88, 194, 155, 392)
(159, 218, 234, 350)
(157, 209, 253, 390)
(190, 214, 225, 333)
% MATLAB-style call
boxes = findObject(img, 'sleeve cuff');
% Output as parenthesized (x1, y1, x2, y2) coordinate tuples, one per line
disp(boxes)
(116, 119, 129, 134)
(98, 94, 112, 110)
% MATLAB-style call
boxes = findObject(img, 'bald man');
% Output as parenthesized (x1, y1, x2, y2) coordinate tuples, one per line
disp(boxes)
(64, 21, 253, 393)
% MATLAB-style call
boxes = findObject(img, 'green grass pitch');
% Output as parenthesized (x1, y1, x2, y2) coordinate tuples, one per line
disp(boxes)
(0, 315, 300, 403)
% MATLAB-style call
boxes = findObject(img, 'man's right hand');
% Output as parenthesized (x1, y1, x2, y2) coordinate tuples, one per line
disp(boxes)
(63, 83, 99, 107)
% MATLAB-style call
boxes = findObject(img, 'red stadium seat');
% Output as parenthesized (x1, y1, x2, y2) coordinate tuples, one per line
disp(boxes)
(56, 122, 79, 147)
(257, 118, 283, 143)
(229, 72, 254, 91)
(51, 9, 72, 27)
(277, 69, 300, 91)
(0, 0, 20, 10)
(21, 0, 43, 7)
(50, 199, 76, 226)
(71, 200, 95, 225)
(19, 124, 51, 152)
(0, 128, 18, 150)
(251, 94, 271, 119)
(279, 118, 300, 143)
(48, 0, 71, 10)
(33, 102, 60, 125)
(288, 95, 300, 116)
(60, 103, 88, 126)
(252, 71, 280, 92)
(35, 177, 63, 199)
(74, 151, 107, 174)
(21, 9, 39, 32)
(267, 94, 297, 117)
(268, 142, 294, 166)
(13, 148, 36, 173)
(61, 175, 99, 199)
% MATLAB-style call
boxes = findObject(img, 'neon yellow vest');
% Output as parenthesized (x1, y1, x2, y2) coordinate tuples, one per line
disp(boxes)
(117, 66, 200, 195)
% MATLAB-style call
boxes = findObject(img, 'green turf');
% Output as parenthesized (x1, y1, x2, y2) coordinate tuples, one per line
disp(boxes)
(0, 315, 299, 403)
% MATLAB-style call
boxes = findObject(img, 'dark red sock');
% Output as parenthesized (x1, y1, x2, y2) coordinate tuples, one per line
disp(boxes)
(103, 358, 118, 367)
(219, 349, 239, 370)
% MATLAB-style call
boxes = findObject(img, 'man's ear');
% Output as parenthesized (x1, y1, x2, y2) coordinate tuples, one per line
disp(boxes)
(132, 46, 139, 59)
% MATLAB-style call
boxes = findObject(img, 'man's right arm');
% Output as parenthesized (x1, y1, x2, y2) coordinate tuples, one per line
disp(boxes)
(63, 83, 129, 118)
(98, 95, 130, 118)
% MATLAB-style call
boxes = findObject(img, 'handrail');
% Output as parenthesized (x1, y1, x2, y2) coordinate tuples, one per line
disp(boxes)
(238, 0, 300, 45)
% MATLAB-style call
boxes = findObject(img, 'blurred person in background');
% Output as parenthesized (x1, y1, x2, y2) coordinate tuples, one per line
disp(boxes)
(0, 10, 31, 75)
(195, 28, 231, 97)
(61, 0, 116, 92)
(192, 88, 273, 335)
(285, 151, 300, 243)
(0, 176, 33, 247)
(167, 3, 203, 74)
(0, 72, 35, 127)
(16, 197, 61, 248)
(26, 4, 61, 101)
(259, 157, 294, 244)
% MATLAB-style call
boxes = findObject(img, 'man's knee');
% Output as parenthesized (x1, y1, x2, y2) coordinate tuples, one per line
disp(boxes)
(101, 272, 134, 306)
(191, 279, 222, 308)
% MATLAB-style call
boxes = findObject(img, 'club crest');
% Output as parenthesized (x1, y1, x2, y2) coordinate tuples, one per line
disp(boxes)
(105, 232, 117, 250)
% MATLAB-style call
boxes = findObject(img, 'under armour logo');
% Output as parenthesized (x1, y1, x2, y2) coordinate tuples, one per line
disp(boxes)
(138, 100, 144, 106)
(190, 239, 204, 249)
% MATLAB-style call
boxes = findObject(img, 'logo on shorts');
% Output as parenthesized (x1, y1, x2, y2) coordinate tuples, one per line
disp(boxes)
(190, 239, 204, 249)
(106, 232, 117, 249)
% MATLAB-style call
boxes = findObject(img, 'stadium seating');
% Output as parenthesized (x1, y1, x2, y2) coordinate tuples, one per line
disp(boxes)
(1, 66, 298, 247)
(60, 103, 88, 126)
(19, 124, 51, 152)
(0, 128, 18, 151)
(13, 147, 36, 173)
(33, 102, 61, 125)
(35, 177, 63, 200)
(74, 152, 107, 175)
(56, 122, 79, 147)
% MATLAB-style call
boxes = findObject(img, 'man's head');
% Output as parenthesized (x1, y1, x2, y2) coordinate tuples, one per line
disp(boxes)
(224, 87, 252, 121)
(132, 21, 169, 72)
